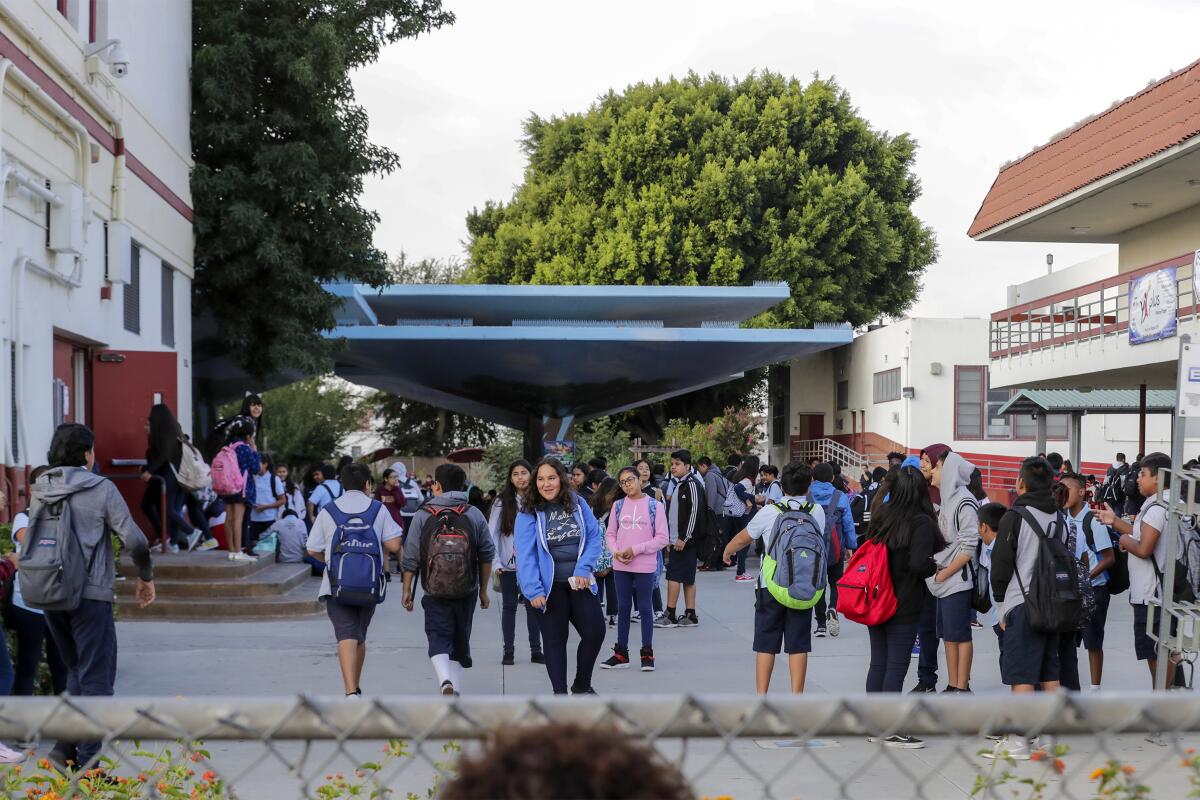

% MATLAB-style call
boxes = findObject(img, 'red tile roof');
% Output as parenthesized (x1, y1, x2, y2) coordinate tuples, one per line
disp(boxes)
(968, 58, 1200, 238)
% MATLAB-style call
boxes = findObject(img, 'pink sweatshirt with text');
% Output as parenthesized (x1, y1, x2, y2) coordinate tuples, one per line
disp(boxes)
(604, 495, 669, 573)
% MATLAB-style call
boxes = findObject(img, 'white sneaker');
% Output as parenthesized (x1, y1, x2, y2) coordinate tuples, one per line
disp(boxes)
(233, 552, 256, 562)
(186, 530, 203, 551)
(0, 742, 26, 763)
(982, 737, 1030, 760)
(228, 552, 237, 561)
(168, 544, 181, 554)
(197, 538, 219, 551)
(827, 610, 841, 638)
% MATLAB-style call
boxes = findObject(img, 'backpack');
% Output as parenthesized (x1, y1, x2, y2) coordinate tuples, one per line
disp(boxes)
(326, 503, 386, 606)
(20, 496, 103, 611)
(1011, 508, 1089, 634)
(1102, 465, 1127, 507)
(399, 478, 424, 516)
(720, 474, 746, 518)
(761, 500, 826, 610)
(849, 493, 866, 530)
(821, 490, 845, 563)
(1082, 510, 1129, 595)
(210, 444, 246, 496)
(1122, 463, 1141, 503)
(689, 479, 722, 563)
(1064, 517, 1097, 625)
(835, 539, 897, 626)
(968, 554, 992, 614)
(1147, 501, 1200, 604)
(175, 439, 211, 493)
(420, 504, 478, 599)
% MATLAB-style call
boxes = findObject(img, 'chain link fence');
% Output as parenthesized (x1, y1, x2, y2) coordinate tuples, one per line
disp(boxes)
(0, 692, 1197, 798)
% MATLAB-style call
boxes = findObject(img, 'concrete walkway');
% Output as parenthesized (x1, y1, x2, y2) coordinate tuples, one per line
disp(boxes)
(110, 565, 1198, 798)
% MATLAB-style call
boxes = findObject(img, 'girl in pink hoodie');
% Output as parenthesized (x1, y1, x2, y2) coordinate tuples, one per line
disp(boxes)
(600, 467, 669, 672)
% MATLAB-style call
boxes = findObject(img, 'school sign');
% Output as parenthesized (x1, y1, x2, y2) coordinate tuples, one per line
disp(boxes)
(1129, 266, 1178, 345)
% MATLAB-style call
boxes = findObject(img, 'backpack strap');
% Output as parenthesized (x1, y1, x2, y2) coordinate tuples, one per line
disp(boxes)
(1082, 510, 1099, 552)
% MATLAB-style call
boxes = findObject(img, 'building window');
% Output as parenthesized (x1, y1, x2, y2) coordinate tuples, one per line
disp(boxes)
(770, 364, 790, 443)
(836, 380, 849, 411)
(57, 0, 68, 16)
(873, 368, 901, 404)
(955, 365, 1069, 440)
(161, 264, 175, 347)
(123, 243, 140, 333)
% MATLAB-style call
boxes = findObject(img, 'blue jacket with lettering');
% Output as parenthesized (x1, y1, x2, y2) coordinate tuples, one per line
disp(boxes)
(514, 495, 603, 600)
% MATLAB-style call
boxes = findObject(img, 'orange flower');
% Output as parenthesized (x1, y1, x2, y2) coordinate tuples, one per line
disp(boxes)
(189, 752, 202, 762)
(202, 770, 217, 783)
(36, 759, 50, 771)
(1089, 767, 1106, 780)
(1030, 749, 1047, 762)
(1121, 764, 1136, 775)
(137, 773, 149, 783)
(1189, 748, 1198, 755)
(1053, 759, 1066, 775)
(157, 782, 169, 793)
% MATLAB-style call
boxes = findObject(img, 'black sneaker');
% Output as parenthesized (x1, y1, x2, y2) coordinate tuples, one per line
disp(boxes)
(608, 615, 617, 628)
(601, 646, 631, 670)
(884, 735, 925, 749)
(677, 613, 697, 628)
(440, 680, 458, 697)
(570, 686, 598, 695)
(814, 626, 827, 638)
(531, 652, 545, 664)
(502, 652, 515, 666)
(640, 646, 655, 672)
(654, 612, 678, 629)
(909, 682, 937, 694)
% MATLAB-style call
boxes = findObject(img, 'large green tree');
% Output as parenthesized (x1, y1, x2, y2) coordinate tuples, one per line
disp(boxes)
(192, 0, 454, 379)
(466, 71, 936, 438)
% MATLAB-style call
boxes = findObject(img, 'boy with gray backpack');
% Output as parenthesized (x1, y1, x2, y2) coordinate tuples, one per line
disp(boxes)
(723, 462, 826, 694)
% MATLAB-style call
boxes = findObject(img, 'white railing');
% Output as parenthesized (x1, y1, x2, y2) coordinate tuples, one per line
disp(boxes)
(789, 438, 868, 473)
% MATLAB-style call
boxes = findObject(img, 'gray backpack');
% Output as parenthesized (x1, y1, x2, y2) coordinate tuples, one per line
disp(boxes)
(762, 501, 827, 610)
(19, 498, 98, 611)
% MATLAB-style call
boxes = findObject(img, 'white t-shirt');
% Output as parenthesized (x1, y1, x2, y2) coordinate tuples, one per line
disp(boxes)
(310, 480, 343, 513)
(284, 488, 306, 518)
(306, 491, 401, 598)
(745, 495, 826, 589)
(1128, 493, 1170, 606)
(9, 512, 39, 615)
(250, 472, 284, 522)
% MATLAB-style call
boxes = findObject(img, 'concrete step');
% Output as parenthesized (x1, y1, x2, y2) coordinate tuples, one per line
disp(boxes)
(119, 551, 272, 580)
(113, 562, 313, 599)
(116, 578, 324, 621)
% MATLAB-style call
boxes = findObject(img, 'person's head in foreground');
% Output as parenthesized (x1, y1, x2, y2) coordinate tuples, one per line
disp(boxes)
(438, 722, 693, 800)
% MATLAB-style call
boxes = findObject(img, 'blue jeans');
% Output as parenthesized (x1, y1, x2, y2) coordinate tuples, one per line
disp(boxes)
(732, 513, 752, 575)
(867, 620, 919, 692)
(615, 570, 655, 650)
(917, 591, 940, 686)
(0, 622, 14, 696)
(45, 599, 117, 767)
(498, 570, 542, 656)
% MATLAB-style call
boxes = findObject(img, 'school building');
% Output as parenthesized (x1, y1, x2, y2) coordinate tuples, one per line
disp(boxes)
(0, 0, 194, 522)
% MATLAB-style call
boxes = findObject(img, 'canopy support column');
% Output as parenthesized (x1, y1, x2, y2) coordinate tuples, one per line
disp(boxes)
(1035, 413, 1047, 456)
(1139, 383, 1147, 456)
(1069, 412, 1083, 470)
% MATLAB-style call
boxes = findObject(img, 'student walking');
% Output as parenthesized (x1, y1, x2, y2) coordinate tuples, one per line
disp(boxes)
(488, 459, 543, 665)
(926, 452, 981, 692)
(723, 462, 825, 694)
(374, 468, 409, 534)
(601, 467, 669, 672)
(306, 463, 401, 697)
(863, 466, 940, 747)
(140, 404, 198, 552)
(633, 459, 667, 621)
(1060, 472, 1115, 690)
(728, 456, 759, 582)
(27, 423, 156, 771)
(1096, 452, 1178, 689)
(810, 462, 858, 638)
(388, 462, 425, 533)
(515, 458, 606, 695)
(987, 457, 1065, 760)
(402, 464, 494, 695)
(664, 450, 705, 628)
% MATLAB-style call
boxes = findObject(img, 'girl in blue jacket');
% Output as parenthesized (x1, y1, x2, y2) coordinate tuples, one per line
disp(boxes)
(515, 457, 607, 694)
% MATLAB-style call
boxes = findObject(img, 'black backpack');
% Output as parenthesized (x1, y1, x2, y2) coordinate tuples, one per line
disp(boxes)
(1122, 463, 1141, 504)
(688, 478, 721, 563)
(1082, 510, 1129, 595)
(1011, 508, 1088, 634)
(968, 553, 991, 614)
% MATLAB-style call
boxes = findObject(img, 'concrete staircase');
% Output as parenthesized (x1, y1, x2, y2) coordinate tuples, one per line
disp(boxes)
(116, 552, 323, 620)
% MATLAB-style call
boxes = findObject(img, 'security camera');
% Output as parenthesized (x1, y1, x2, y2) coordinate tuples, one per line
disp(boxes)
(108, 41, 130, 78)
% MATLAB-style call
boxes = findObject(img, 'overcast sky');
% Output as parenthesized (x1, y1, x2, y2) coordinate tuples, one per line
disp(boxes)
(352, 0, 1198, 318)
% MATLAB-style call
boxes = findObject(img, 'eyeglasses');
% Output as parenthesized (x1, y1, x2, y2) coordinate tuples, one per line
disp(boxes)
(619, 477, 638, 486)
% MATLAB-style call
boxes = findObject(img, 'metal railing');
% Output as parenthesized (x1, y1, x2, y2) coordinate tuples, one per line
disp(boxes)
(990, 251, 1197, 359)
(789, 437, 869, 474)
(1, 693, 1199, 798)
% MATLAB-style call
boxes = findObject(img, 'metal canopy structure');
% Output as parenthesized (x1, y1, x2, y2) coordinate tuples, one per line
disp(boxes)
(327, 283, 853, 435)
(996, 388, 1177, 416)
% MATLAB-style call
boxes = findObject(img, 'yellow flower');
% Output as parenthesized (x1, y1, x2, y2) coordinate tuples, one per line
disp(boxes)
(1089, 767, 1106, 780)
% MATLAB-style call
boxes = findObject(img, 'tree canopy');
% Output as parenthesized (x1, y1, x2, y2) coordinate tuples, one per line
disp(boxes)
(466, 71, 937, 331)
(192, 0, 454, 379)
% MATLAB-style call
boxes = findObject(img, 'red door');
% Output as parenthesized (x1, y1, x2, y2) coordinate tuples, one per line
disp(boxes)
(797, 414, 825, 440)
(91, 350, 178, 539)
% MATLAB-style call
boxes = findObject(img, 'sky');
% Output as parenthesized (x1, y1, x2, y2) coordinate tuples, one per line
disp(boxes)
(352, 0, 1199, 318)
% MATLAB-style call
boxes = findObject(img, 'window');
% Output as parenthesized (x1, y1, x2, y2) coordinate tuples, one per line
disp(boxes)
(57, 0, 68, 16)
(769, 364, 790, 443)
(955, 366, 985, 439)
(161, 264, 175, 346)
(873, 368, 901, 404)
(836, 380, 849, 411)
(955, 365, 1069, 440)
(123, 243, 140, 333)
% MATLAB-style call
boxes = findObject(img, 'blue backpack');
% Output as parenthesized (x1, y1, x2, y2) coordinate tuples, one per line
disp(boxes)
(327, 502, 387, 606)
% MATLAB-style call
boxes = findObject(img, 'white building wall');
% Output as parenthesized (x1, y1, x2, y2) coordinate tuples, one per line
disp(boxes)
(0, 0, 193, 478)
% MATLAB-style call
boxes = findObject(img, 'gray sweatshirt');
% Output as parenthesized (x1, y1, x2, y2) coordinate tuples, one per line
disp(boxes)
(926, 452, 980, 598)
(29, 466, 154, 602)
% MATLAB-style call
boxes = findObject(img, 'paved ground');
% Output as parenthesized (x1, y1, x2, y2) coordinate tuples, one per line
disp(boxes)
(108, 563, 1199, 798)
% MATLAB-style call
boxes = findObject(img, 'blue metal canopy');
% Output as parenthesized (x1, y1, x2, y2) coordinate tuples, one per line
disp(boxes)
(328, 283, 852, 427)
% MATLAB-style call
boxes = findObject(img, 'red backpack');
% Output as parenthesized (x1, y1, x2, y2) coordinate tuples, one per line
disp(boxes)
(835, 539, 897, 626)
